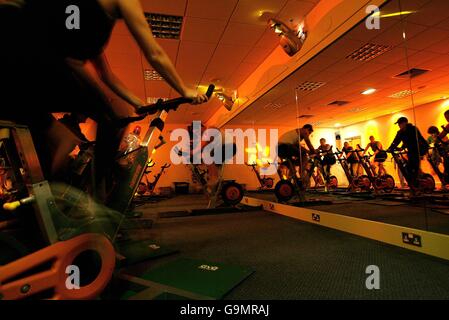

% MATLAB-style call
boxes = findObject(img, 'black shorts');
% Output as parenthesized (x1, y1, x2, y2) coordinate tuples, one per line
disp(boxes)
(347, 155, 358, 164)
(374, 151, 387, 163)
(321, 154, 336, 166)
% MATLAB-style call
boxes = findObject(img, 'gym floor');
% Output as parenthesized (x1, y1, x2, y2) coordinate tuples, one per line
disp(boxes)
(123, 195, 449, 299)
(246, 191, 449, 235)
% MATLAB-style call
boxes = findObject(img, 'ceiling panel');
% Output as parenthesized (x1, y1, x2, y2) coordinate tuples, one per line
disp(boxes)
(186, 0, 239, 20)
(230, 0, 289, 25)
(140, 0, 187, 16)
(405, 0, 449, 27)
(181, 17, 228, 43)
(277, 0, 318, 25)
(220, 23, 267, 46)
(103, 0, 319, 124)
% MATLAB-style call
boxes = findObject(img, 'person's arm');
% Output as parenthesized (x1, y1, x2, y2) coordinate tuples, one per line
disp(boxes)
(373, 142, 382, 155)
(92, 53, 145, 110)
(117, 0, 207, 104)
(304, 137, 315, 154)
(439, 124, 449, 141)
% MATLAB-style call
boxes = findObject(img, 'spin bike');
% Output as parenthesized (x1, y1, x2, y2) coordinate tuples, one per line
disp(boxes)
(388, 148, 435, 193)
(426, 144, 449, 189)
(136, 161, 171, 196)
(354, 145, 395, 193)
(274, 156, 305, 203)
(305, 148, 338, 191)
(0, 85, 215, 300)
(186, 152, 245, 209)
(246, 162, 274, 190)
(334, 148, 371, 192)
(0, 121, 116, 300)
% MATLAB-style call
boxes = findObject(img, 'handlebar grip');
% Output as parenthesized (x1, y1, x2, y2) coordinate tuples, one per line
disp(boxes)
(3, 201, 21, 211)
(205, 84, 215, 98)
(136, 84, 215, 115)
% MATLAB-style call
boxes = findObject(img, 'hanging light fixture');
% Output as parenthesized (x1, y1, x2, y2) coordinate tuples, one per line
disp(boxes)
(215, 91, 234, 111)
(268, 18, 307, 57)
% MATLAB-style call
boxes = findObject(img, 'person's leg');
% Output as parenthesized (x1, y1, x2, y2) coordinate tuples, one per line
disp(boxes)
(407, 152, 420, 190)
(371, 161, 378, 176)
(443, 154, 449, 184)
(378, 163, 386, 176)
(349, 163, 354, 177)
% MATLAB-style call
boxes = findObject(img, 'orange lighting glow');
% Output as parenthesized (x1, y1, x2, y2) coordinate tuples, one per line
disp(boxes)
(246, 143, 273, 167)
(362, 88, 376, 95)
(441, 99, 449, 108)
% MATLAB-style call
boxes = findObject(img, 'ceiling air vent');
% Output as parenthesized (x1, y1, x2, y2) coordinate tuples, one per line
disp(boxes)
(328, 100, 349, 106)
(346, 43, 392, 62)
(144, 69, 164, 81)
(347, 107, 368, 113)
(298, 114, 314, 119)
(263, 103, 283, 111)
(388, 90, 416, 99)
(394, 68, 430, 79)
(297, 81, 326, 92)
(145, 13, 183, 39)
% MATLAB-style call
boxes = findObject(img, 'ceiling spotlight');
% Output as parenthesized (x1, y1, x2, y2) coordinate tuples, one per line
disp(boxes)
(362, 88, 376, 95)
(215, 92, 234, 112)
(335, 123, 342, 128)
(268, 18, 307, 57)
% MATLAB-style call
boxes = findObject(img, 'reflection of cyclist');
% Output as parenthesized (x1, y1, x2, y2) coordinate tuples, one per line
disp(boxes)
(428, 126, 449, 181)
(387, 117, 429, 190)
(317, 138, 335, 176)
(342, 142, 359, 176)
(363, 136, 387, 176)
(278, 125, 316, 180)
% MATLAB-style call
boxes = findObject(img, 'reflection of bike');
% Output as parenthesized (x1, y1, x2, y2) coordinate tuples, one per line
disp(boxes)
(426, 145, 449, 188)
(388, 148, 435, 193)
(137, 162, 171, 196)
(334, 149, 371, 192)
(274, 157, 304, 202)
(246, 162, 274, 190)
(355, 145, 395, 193)
(305, 148, 338, 191)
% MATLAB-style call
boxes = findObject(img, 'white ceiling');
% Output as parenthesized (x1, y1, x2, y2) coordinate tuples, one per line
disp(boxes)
(105, 0, 319, 124)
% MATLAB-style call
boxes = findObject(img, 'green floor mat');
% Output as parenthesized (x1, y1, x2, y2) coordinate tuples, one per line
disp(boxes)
(116, 240, 178, 266)
(139, 258, 254, 299)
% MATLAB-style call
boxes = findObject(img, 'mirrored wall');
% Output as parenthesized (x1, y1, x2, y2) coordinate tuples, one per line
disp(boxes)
(232, 0, 449, 236)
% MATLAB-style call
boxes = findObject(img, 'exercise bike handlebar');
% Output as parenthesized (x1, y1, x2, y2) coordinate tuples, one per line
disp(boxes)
(137, 84, 215, 115)
(115, 85, 215, 127)
(386, 147, 405, 154)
